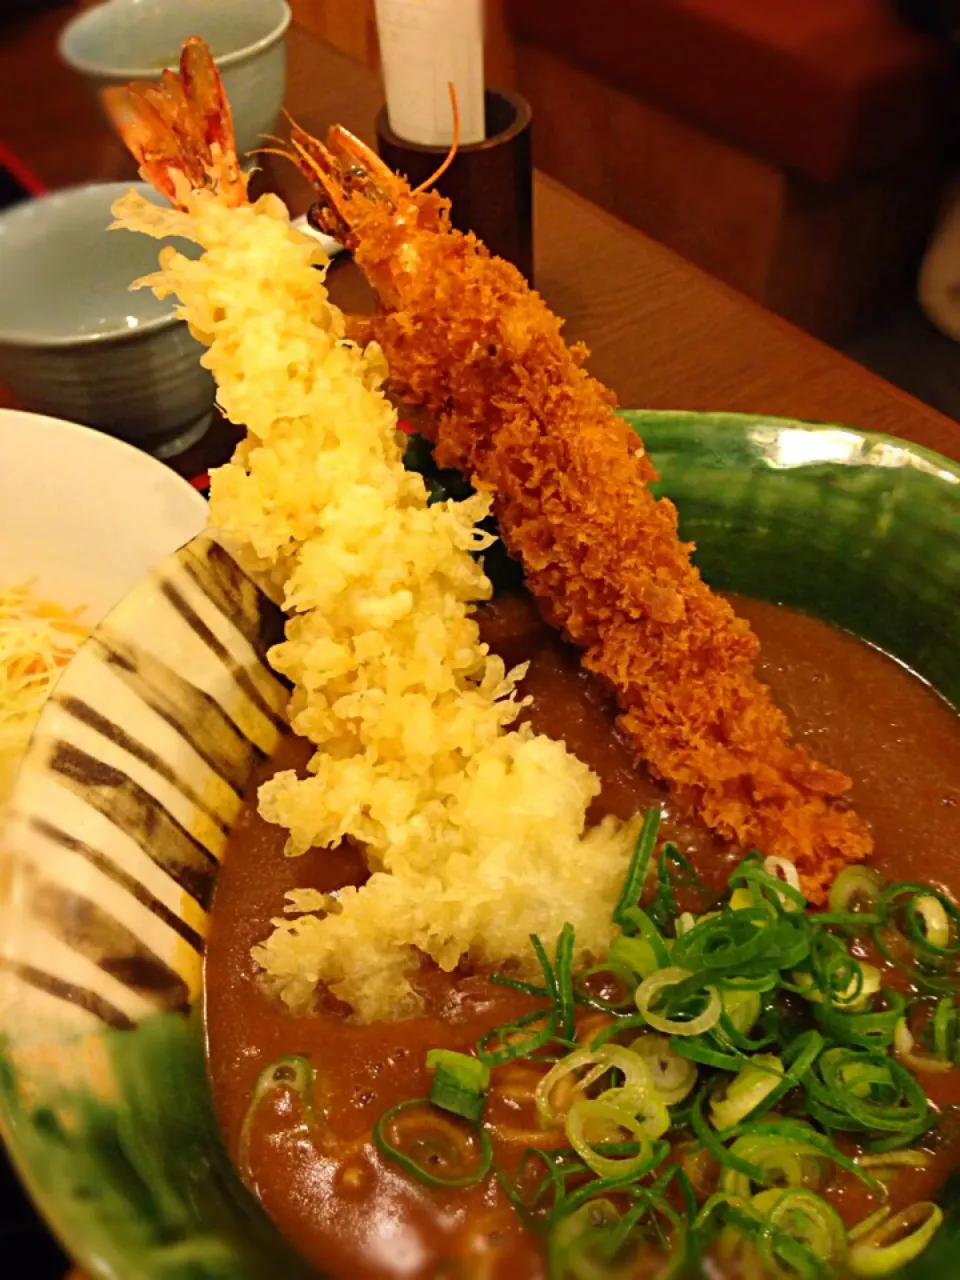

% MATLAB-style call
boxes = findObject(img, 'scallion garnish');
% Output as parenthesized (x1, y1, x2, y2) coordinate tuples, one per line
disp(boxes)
(371, 805, 957, 1273)
(237, 1055, 320, 1185)
(613, 808, 660, 931)
(374, 1098, 493, 1188)
(425, 1049, 490, 1124)
(555, 922, 576, 1041)
(476, 1006, 561, 1067)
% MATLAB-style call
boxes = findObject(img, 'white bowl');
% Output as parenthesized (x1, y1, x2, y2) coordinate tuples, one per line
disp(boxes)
(0, 182, 216, 458)
(0, 408, 207, 620)
(58, 0, 291, 161)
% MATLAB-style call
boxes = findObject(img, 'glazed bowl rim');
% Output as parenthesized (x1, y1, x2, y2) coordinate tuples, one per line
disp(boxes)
(0, 181, 193, 351)
(58, 0, 292, 81)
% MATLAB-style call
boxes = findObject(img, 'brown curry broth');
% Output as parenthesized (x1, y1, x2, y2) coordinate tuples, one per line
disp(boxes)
(205, 595, 960, 1277)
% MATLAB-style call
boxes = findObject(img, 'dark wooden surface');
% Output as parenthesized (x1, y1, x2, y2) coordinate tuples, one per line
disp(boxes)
(3, 5, 960, 1276)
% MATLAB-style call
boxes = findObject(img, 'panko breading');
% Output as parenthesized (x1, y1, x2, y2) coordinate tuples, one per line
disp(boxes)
(298, 130, 873, 902)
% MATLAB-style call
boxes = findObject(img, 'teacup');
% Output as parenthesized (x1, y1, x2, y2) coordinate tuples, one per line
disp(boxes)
(58, 0, 291, 161)
(0, 181, 215, 457)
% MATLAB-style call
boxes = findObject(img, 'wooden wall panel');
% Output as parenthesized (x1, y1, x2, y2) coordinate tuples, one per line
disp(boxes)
(518, 45, 784, 305)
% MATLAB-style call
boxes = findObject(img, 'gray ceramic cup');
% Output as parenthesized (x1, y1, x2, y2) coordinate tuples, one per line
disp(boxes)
(0, 182, 215, 458)
(58, 0, 291, 162)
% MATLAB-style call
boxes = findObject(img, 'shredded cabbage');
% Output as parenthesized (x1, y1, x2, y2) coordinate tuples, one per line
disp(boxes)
(0, 583, 87, 801)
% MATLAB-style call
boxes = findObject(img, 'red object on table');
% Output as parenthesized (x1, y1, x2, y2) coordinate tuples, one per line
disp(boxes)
(0, 140, 48, 196)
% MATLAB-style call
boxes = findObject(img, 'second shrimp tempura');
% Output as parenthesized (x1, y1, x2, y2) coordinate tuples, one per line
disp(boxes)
(290, 119, 872, 903)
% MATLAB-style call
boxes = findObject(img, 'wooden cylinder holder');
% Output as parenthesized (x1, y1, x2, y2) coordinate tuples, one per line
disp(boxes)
(375, 89, 533, 283)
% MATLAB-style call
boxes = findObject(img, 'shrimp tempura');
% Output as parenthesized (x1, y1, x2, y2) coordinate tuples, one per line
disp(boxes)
(106, 39, 641, 1022)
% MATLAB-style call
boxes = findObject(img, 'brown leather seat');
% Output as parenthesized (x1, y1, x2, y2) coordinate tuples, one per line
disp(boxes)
(508, 0, 949, 184)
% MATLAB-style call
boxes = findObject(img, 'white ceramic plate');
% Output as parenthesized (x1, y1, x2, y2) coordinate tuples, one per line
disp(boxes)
(291, 212, 344, 258)
(0, 408, 208, 620)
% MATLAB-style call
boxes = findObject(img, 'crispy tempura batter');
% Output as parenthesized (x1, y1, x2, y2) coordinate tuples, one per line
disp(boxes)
(298, 131, 872, 900)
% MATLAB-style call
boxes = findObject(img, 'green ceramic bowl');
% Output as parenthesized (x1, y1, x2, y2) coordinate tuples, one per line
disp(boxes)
(1, 410, 959, 1278)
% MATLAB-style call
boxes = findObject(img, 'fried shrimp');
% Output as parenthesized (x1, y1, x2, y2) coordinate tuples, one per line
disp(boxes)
(287, 125, 871, 900)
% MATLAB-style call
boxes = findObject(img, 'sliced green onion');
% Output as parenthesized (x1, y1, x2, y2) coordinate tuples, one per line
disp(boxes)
(830, 866, 883, 916)
(716, 971, 781, 994)
(630, 1033, 698, 1105)
(612, 808, 660, 931)
(574, 962, 637, 1014)
(763, 856, 801, 890)
(547, 1171, 681, 1276)
(714, 994, 773, 1055)
(547, 1198, 622, 1278)
(710, 1055, 784, 1130)
(374, 1099, 493, 1188)
(672, 905, 808, 978)
(635, 967, 722, 1036)
(647, 845, 682, 933)
(729, 887, 761, 913)
(690, 1091, 768, 1185)
(670, 1034, 742, 1072)
(237, 1055, 319, 1184)
(873, 883, 960, 995)
(710, 1116, 882, 1194)
(496, 1145, 570, 1225)
(555, 923, 576, 1041)
(806, 1047, 932, 1148)
(613, 909, 671, 971)
(934, 996, 958, 1061)
(849, 1207, 892, 1244)
(893, 1017, 953, 1074)
(848, 1202, 943, 1276)
(530, 934, 559, 1003)
(729, 858, 807, 917)
(426, 1049, 490, 1123)
(535, 1044, 654, 1127)
(720, 1131, 823, 1199)
(913, 894, 952, 950)
(752, 1186, 847, 1267)
(893, 884, 960, 958)
(722, 988, 762, 1034)
(716, 1030, 823, 1129)
(566, 1086, 667, 1178)
(793, 960, 881, 1011)
(607, 934, 660, 982)
(477, 1007, 559, 1067)
(588, 1014, 650, 1052)
(675, 911, 697, 937)
(603, 1190, 688, 1276)
(815, 987, 905, 1049)
(857, 1150, 931, 1170)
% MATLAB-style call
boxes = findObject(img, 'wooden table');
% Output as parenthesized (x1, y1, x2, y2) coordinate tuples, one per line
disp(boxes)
(4, 5, 960, 470)
(2, 5, 960, 1276)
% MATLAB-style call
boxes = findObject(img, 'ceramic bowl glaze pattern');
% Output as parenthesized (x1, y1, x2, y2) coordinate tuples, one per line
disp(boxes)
(1, 413, 959, 1278)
